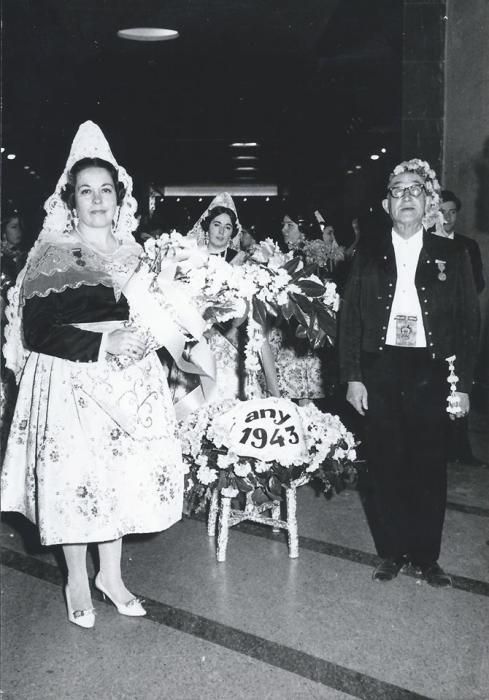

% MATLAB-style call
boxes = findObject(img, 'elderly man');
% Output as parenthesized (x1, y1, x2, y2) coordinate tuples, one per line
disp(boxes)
(339, 159, 479, 587)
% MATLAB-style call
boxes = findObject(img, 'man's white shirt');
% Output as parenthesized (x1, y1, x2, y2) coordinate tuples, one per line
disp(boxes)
(386, 227, 427, 347)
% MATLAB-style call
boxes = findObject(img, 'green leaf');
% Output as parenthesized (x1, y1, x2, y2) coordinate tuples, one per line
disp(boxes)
(235, 475, 254, 493)
(295, 280, 325, 297)
(312, 300, 337, 335)
(290, 263, 315, 280)
(282, 257, 302, 274)
(293, 294, 314, 316)
(281, 299, 294, 321)
(252, 297, 268, 327)
(289, 299, 309, 328)
(267, 475, 283, 500)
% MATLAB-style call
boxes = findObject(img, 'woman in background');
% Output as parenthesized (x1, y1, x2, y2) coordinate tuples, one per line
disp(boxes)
(269, 206, 335, 405)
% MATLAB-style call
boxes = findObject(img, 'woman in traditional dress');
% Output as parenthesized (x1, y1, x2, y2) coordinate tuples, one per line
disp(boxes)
(268, 207, 332, 404)
(169, 194, 279, 409)
(1, 121, 184, 628)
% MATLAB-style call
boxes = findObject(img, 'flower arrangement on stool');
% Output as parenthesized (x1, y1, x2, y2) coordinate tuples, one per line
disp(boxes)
(179, 397, 357, 562)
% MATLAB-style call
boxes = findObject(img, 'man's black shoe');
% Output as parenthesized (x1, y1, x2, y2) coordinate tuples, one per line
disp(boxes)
(372, 557, 405, 582)
(415, 562, 452, 588)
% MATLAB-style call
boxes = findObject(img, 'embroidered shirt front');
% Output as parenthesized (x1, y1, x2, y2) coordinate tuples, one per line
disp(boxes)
(386, 227, 427, 348)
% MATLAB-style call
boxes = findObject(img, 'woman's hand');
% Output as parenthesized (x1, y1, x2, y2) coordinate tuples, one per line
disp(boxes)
(106, 328, 146, 360)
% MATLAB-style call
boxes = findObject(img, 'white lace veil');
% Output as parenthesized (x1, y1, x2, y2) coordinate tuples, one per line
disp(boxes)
(187, 192, 242, 250)
(3, 120, 140, 380)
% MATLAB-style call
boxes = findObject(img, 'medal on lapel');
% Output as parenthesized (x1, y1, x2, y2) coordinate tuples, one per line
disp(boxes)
(435, 259, 446, 281)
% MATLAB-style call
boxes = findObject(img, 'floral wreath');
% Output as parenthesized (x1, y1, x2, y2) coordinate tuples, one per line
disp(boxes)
(180, 399, 358, 513)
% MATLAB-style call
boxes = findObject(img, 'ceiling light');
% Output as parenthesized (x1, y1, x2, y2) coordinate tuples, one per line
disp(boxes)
(7, 153, 16, 160)
(1, 147, 5, 153)
(117, 28, 179, 42)
(381, 148, 387, 153)
(355, 165, 362, 170)
(230, 142, 259, 148)
(346, 170, 354, 175)
(24, 165, 30, 170)
(233, 155, 257, 161)
(235, 166, 256, 171)
(370, 154, 380, 161)
(163, 184, 278, 197)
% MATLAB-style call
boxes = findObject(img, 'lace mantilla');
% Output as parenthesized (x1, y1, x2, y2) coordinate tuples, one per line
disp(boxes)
(187, 192, 242, 250)
(3, 120, 141, 380)
(22, 239, 141, 303)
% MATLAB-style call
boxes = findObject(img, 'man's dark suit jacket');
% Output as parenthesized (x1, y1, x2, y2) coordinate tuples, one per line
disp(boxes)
(339, 230, 480, 393)
(453, 233, 485, 294)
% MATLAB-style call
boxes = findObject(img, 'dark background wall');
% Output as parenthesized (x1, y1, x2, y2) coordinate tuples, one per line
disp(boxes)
(443, 0, 489, 401)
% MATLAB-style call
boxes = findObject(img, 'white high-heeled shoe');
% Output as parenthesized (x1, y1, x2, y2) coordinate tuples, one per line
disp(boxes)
(65, 586, 95, 629)
(94, 574, 146, 617)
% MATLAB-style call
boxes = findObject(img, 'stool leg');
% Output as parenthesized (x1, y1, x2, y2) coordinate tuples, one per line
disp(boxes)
(217, 496, 231, 563)
(207, 488, 218, 537)
(271, 501, 280, 533)
(286, 487, 299, 558)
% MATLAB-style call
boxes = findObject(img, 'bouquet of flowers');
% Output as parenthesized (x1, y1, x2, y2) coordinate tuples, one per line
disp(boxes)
(242, 238, 340, 350)
(117, 232, 247, 368)
(302, 239, 344, 268)
(180, 398, 357, 515)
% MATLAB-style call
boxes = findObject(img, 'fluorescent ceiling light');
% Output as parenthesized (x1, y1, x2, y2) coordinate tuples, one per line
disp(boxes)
(7, 154, 16, 160)
(370, 154, 380, 160)
(163, 184, 278, 197)
(235, 166, 256, 171)
(117, 28, 179, 42)
(233, 155, 257, 160)
(230, 142, 259, 147)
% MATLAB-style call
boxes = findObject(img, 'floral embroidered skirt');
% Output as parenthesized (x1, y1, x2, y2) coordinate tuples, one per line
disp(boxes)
(1, 351, 184, 545)
(268, 327, 325, 400)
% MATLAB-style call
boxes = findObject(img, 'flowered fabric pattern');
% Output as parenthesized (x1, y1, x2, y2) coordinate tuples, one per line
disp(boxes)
(1, 349, 184, 545)
(268, 326, 326, 400)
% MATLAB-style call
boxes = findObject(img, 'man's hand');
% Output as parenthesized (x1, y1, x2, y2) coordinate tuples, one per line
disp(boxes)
(449, 391, 470, 421)
(346, 381, 368, 416)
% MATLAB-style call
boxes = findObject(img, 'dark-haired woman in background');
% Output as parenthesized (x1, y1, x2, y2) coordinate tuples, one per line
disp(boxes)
(1, 122, 184, 628)
(171, 193, 279, 405)
(268, 206, 337, 405)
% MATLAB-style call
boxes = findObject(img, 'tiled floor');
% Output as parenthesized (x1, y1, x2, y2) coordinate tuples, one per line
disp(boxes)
(1, 413, 488, 700)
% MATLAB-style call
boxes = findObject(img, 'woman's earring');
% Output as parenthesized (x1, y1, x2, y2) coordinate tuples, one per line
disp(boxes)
(204, 231, 209, 246)
(112, 206, 121, 232)
(72, 210, 79, 230)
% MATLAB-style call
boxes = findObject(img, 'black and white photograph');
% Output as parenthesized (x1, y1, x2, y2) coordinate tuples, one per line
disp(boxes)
(1, 1, 488, 698)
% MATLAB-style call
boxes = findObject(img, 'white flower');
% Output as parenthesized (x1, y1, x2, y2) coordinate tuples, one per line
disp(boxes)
(234, 462, 251, 477)
(254, 460, 271, 474)
(217, 453, 233, 470)
(221, 486, 239, 498)
(196, 465, 218, 485)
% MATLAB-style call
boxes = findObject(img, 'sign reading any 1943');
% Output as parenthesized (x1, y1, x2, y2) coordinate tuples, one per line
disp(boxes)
(212, 397, 308, 463)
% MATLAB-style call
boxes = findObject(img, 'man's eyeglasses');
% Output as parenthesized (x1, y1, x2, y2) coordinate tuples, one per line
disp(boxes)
(388, 183, 426, 199)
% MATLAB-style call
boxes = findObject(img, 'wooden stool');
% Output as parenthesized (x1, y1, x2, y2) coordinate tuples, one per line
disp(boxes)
(207, 476, 309, 562)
